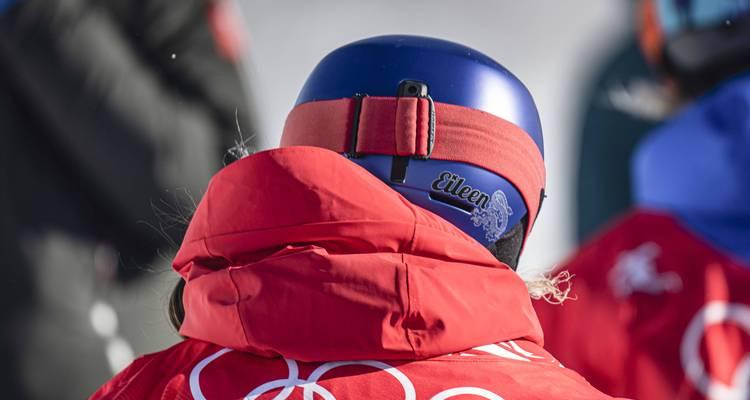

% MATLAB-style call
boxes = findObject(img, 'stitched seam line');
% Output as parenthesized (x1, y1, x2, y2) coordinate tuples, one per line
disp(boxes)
(227, 268, 251, 348)
(402, 252, 417, 355)
(402, 202, 420, 355)
(183, 219, 416, 245)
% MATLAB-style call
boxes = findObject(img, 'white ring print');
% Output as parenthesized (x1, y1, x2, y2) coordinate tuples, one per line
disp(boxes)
(187, 343, 540, 399)
(681, 302, 750, 400)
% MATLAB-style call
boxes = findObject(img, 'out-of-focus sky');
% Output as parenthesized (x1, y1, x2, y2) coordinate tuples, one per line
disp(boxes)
(237, 0, 631, 273)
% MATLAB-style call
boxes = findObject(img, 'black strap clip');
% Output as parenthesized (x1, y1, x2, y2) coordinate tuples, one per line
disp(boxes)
(346, 93, 367, 159)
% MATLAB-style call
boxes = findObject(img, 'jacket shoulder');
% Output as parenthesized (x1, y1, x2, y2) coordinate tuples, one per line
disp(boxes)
(89, 339, 221, 400)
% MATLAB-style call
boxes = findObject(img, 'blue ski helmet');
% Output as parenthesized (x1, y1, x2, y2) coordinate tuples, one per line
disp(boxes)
(282, 35, 546, 252)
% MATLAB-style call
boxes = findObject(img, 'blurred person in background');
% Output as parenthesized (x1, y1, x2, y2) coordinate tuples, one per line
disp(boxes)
(0, 0, 257, 398)
(535, 1, 750, 399)
(574, 35, 665, 243)
(90, 35, 623, 400)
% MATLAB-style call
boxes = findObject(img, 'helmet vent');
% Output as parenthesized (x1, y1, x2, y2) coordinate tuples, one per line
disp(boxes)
(429, 191, 475, 213)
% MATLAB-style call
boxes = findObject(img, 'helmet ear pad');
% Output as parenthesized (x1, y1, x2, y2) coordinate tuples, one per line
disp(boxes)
(486, 215, 527, 271)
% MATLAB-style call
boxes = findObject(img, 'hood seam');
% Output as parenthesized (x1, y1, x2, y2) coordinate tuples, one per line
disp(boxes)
(181, 219, 419, 245)
(402, 253, 417, 356)
(227, 268, 251, 349)
(403, 202, 420, 356)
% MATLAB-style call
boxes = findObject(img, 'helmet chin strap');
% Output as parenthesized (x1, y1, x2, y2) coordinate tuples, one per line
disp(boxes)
(486, 216, 527, 271)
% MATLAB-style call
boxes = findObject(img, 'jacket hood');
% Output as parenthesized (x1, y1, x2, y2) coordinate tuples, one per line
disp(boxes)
(173, 146, 542, 361)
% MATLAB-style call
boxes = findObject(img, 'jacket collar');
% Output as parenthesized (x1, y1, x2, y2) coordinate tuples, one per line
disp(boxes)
(174, 147, 542, 361)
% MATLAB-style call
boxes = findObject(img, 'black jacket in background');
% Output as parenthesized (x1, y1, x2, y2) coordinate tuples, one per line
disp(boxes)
(0, 0, 258, 398)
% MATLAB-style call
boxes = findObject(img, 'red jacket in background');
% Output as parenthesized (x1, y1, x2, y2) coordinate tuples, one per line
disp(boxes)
(91, 147, 621, 399)
(535, 210, 750, 400)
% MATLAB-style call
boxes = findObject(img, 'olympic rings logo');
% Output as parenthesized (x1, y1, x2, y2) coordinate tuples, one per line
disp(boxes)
(189, 348, 510, 400)
(681, 302, 750, 400)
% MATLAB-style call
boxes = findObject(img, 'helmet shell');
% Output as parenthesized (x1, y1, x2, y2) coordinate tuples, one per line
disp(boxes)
(296, 35, 543, 153)
(290, 35, 544, 246)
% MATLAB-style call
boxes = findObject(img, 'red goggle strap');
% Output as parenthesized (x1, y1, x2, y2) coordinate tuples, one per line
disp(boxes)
(281, 96, 546, 235)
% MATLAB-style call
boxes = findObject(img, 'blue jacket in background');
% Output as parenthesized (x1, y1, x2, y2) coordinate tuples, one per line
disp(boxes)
(633, 72, 750, 264)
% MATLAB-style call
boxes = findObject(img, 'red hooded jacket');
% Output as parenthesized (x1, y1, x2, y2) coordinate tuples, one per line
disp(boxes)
(535, 210, 750, 400)
(91, 147, 621, 399)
